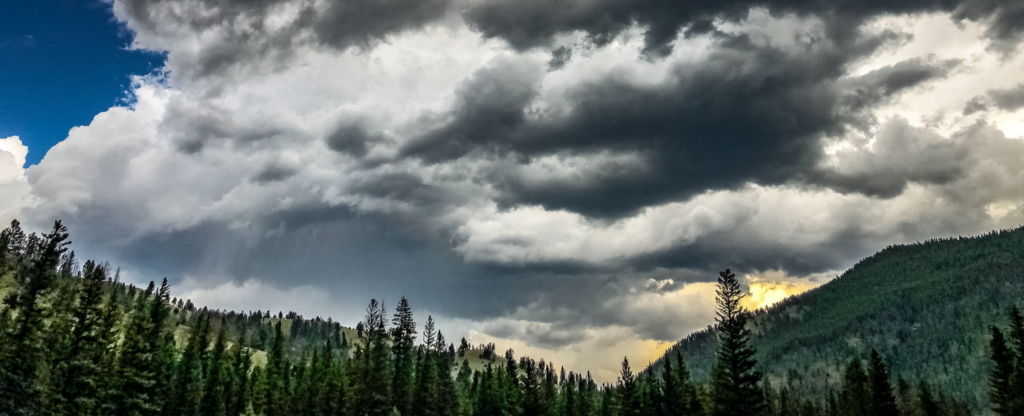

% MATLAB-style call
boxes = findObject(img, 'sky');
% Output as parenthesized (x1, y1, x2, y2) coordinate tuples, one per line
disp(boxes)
(2, 0, 1024, 382)
(0, 0, 165, 166)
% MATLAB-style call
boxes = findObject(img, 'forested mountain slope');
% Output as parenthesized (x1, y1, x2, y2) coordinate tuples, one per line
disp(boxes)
(658, 227, 1024, 410)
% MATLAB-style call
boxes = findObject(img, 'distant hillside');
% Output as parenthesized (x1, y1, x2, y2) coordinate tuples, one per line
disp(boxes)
(654, 227, 1024, 411)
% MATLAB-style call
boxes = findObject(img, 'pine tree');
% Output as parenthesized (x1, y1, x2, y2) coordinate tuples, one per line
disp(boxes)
(392, 296, 417, 416)
(866, 350, 899, 416)
(578, 372, 596, 416)
(266, 320, 288, 416)
(600, 386, 615, 416)
(840, 358, 869, 416)
(1007, 307, 1024, 412)
(114, 279, 171, 416)
(51, 260, 108, 416)
(710, 268, 764, 416)
(352, 299, 392, 416)
(662, 354, 683, 416)
(414, 346, 438, 416)
(200, 324, 228, 416)
(169, 314, 209, 416)
(502, 349, 520, 414)
(617, 357, 641, 416)
(231, 345, 253, 416)
(0, 220, 70, 414)
(677, 352, 702, 416)
(918, 382, 941, 416)
(991, 326, 1017, 416)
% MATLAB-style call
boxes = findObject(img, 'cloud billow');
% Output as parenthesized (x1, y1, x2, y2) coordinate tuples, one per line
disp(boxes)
(403, 31, 957, 217)
(7, 0, 1024, 372)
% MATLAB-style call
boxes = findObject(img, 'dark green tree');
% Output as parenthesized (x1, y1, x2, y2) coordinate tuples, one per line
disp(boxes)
(840, 359, 869, 416)
(392, 296, 417, 416)
(200, 324, 228, 416)
(990, 326, 1018, 416)
(266, 320, 288, 416)
(0, 220, 70, 414)
(710, 268, 764, 416)
(617, 357, 641, 416)
(352, 299, 392, 416)
(866, 350, 899, 416)
(115, 279, 172, 416)
(918, 382, 941, 416)
(51, 260, 109, 416)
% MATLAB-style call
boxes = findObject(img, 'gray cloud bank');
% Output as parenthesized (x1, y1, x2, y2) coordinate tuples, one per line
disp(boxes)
(7, 0, 1024, 351)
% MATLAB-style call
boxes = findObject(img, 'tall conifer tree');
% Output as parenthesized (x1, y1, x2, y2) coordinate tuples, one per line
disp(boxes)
(52, 260, 108, 416)
(392, 296, 417, 416)
(710, 268, 764, 416)
(867, 350, 899, 416)
(617, 358, 641, 416)
(0, 221, 70, 414)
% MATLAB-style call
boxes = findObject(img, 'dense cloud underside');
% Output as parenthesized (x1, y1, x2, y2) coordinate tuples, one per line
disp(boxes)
(4, 0, 1024, 379)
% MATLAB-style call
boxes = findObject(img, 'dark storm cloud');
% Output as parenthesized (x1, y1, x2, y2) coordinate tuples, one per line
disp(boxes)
(309, 0, 450, 49)
(463, 0, 1023, 57)
(160, 98, 286, 152)
(988, 83, 1024, 111)
(951, 0, 1024, 52)
(403, 34, 956, 218)
(482, 320, 589, 349)
(401, 58, 543, 163)
(816, 119, 968, 197)
(325, 122, 387, 157)
(42, 0, 1018, 352)
(474, 272, 719, 344)
(838, 58, 959, 119)
(547, 46, 572, 71)
(963, 96, 987, 115)
(116, 0, 1024, 80)
(252, 164, 297, 183)
(118, 0, 453, 78)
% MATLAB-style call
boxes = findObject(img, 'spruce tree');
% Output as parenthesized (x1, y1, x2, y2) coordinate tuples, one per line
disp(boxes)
(918, 382, 941, 416)
(51, 260, 108, 416)
(169, 314, 209, 416)
(709, 268, 764, 416)
(1007, 307, 1024, 411)
(352, 299, 392, 416)
(392, 296, 417, 416)
(600, 386, 615, 416)
(266, 320, 288, 416)
(502, 349, 520, 414)
(521, 357, 548, 416)
(114, 279, 170, 416)
(676, 351, 701, 416)
(200, 325, 228, 416)
(616, 357, 641, 416)
(866, 350, 899, 416)
(0, 220, 70, 415)
(991, 326, 1017, 416)
(840, 358, 869, 416)
(662, 354, 683, 416)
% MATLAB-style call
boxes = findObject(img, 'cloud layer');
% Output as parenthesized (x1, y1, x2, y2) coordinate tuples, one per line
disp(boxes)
(7, 0, 1024, 380)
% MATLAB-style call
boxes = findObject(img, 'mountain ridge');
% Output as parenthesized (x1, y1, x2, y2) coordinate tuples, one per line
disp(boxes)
(652, 227, 1024, 411)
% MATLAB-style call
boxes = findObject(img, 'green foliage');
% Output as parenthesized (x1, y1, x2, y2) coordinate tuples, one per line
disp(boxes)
(657, 227, 1024, 412)
(0, 219, 1006, 416)
(866, 349, 898, 416)
(710, 269, 764, 416)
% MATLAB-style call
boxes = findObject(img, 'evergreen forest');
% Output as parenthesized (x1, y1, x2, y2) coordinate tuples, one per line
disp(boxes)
(0, 219, 1022, 416)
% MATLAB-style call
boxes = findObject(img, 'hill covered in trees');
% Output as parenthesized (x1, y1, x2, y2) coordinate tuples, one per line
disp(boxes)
(658, 227, 1024, 412)
(0, 218, 1017, 416)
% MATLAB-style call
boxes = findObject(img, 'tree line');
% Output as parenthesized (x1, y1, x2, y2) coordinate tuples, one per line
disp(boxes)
(0, 220, 1006, 415)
